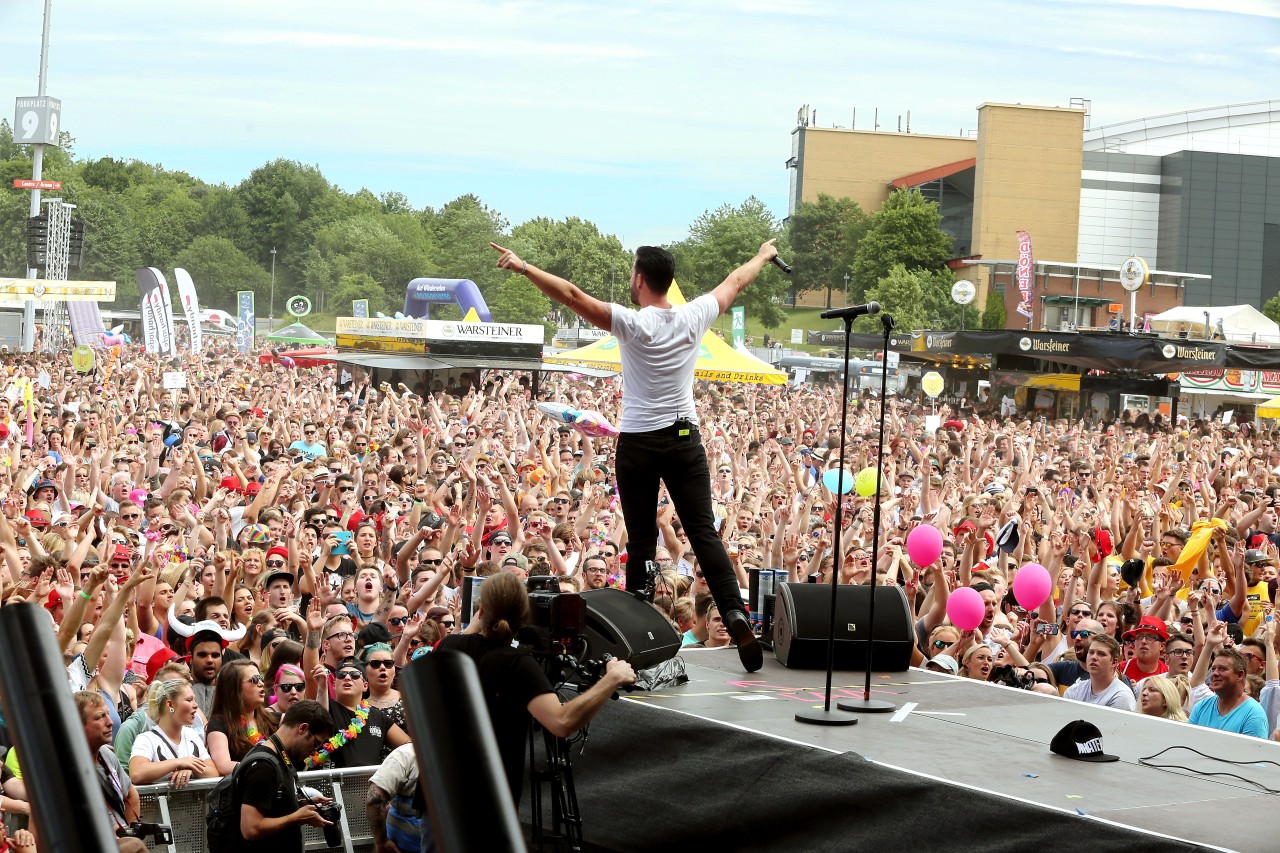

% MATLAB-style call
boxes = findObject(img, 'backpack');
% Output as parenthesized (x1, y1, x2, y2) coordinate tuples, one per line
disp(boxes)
(205, 748, 289, 852)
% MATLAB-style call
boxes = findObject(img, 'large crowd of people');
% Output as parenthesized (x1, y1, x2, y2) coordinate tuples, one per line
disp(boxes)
(0, 332, 1277, 851)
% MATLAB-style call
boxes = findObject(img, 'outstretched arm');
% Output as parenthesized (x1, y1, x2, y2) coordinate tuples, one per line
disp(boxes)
(710, 240, 779, 316)
(491, 243, 613, 331)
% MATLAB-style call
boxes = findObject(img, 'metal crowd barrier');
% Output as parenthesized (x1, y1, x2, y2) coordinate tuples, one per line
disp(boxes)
(133, 764, 379, 852)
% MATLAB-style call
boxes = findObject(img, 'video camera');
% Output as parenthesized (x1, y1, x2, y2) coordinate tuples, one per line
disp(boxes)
(521, 578, 615, 690)
(117, 822, 173, 844)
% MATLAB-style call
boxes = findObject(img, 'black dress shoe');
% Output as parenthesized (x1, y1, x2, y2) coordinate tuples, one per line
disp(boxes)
(724, 609, 763, 673)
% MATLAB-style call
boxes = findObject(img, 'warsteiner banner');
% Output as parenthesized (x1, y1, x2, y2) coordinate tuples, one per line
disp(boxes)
(136, 268, 172, 355)
(174, 268, 202, 354)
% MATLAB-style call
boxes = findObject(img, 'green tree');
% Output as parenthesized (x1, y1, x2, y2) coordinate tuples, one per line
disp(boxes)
(855, 264, 929, 333)
(329, 272, 386, 316)
(982, 285, 1007, 329)
(1264, 293, 1280, 325)
(785, 193, 869, 307)
(429, 194, 510, 298)
(509, 216, 631, 303)
(489, 274, 552, 341)
(173, 235, 271, 310)
(667, 197, 788, 326)
(849, 188, 953, 304)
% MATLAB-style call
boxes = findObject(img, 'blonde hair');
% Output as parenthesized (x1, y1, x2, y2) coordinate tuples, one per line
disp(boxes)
(1143, 675, 1189, 722)
(146, 679, 193, 722)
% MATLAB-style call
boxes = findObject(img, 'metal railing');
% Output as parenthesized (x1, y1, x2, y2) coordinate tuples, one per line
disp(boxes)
(133, 765, 379, 852)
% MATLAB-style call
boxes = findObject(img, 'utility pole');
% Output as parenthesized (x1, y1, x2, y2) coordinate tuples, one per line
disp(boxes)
(269, 247, 277, 331)
(21, 0, 55, 352)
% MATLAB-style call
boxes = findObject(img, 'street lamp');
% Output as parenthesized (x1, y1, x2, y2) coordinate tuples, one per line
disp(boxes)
(843, 272, 849, 306)
(269, 247, 277, 331)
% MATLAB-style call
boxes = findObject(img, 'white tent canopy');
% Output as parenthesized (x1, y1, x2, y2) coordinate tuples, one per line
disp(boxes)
(1147, 305, 1279, 343)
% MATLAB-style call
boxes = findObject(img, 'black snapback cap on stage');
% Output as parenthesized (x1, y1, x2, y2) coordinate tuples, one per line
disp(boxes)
(1050, 720, 1119, 762)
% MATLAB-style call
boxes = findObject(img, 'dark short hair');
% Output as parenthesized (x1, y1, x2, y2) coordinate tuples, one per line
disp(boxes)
(282, 699, 336, 738)
(634, 246, 675, 295)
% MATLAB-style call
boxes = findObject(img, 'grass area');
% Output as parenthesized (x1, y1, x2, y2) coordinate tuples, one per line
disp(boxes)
(708, 306, 845, 353)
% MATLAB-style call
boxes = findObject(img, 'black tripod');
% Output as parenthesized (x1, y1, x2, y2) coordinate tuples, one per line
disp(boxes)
(527, 720, 584, 852)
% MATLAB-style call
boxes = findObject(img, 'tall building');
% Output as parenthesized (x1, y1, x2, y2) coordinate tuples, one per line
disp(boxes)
(787, 100, 1280, 325)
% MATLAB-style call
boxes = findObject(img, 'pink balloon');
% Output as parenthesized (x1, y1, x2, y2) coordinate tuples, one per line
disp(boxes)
(905, 524, 944, 567)
(1012, 563, 1052, 611)
(947, 586, 986, 632)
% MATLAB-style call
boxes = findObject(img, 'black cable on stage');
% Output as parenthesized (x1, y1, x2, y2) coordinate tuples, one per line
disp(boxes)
(1137, 744, 1280, 794)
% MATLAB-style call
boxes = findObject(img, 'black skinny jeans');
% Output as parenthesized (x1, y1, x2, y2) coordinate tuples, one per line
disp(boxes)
(614, 421, 744, 616)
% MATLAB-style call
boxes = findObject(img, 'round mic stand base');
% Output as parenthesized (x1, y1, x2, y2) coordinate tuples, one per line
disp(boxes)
(795, 707, 859, 726)
(837, 697, 896, 713)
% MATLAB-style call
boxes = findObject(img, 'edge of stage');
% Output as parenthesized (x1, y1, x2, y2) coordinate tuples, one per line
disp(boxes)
(609, 648, 1279, 853)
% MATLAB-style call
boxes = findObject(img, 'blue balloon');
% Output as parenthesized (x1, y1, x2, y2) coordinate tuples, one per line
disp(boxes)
(822, 468, 854, 494)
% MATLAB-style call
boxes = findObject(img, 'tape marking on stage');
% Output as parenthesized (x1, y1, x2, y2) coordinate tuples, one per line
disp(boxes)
(890, 703, 918, 722)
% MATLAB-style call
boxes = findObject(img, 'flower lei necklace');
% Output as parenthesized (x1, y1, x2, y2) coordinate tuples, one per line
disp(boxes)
(242, 716, 265, 747)
(305, 702, 369, 769)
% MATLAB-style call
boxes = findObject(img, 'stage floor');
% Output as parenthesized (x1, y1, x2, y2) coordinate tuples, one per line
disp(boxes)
(622, 648, 1280, 853)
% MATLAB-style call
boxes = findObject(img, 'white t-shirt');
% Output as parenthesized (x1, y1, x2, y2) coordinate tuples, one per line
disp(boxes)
(610, 294, 719, 433)
(130, 727, 208, 779)
(369, 743, 419, 798)
(1064, 676, 1137, 711)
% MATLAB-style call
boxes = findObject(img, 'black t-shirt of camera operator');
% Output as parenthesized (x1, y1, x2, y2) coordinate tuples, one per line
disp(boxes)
(439, 633, 555, 804)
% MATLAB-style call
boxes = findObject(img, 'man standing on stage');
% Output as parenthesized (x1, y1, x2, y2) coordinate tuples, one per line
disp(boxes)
(490, 239, 775, 671)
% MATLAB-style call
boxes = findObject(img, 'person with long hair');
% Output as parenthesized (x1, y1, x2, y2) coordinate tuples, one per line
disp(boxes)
(438, 572, 636, 802)
(206, 659, 281, 775)
(1140, 675, 1190, 721)
(234, 610, 275, 663)
(362, 643, 406, 744)
(128, 680, 214, 788)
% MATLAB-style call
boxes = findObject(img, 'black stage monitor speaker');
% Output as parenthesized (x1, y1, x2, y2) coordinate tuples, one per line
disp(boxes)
(773, 583, 913, 671)
(579, 588, 681, 671)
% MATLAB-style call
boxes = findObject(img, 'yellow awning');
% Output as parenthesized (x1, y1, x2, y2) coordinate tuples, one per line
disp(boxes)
(1024, 374, 1080, 392)
(543, 282, 787, 385)
(1258, 395, 1280, 418)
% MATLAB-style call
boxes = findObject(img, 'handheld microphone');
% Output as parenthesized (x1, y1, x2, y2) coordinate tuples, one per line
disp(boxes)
(770, 256, 792, 274)
(820, 301, 881, 321)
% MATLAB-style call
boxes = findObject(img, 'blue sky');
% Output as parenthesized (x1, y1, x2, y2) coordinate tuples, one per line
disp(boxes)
(1, 0, 1276, 249)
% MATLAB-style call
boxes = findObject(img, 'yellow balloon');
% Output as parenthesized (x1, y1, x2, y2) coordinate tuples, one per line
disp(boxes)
(855, 467, 880, 497)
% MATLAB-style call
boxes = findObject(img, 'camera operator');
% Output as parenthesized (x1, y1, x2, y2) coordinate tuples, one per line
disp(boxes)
(74, 691, 147, 853)
(439, 572, 637, 803)
(237, 700, 338, 852)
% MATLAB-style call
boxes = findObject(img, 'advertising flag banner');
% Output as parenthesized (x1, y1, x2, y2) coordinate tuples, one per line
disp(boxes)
(236, 291, 255, 354)
(157, 269, 178, 355)
(174, 268, 202, 354)
(731, 307, 745, 348)
(136, 268, 172, 355)
(1015, 230, 1034, 321)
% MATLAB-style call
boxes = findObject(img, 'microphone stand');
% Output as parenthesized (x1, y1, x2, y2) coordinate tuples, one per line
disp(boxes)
(795, 311, 859, 727)
(838, 312, 897, 713)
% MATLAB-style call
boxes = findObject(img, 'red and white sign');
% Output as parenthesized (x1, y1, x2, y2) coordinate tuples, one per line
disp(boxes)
(12, 179, 62, 190)
(1015, 230, 1034, 321)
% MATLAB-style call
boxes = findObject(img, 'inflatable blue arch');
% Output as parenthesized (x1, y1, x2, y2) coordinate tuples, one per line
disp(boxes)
(403, 278, 492, 322)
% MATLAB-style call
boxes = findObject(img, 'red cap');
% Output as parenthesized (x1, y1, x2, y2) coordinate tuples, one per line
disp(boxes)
(247, 407, 266, 418)
(0, 423, 9, 441)
(111, 543, 132, 563)
(44, 590, 62, 610)
(1122, 615, 1169, 642)
(245, 481, 263, 496)
(943, 419, 964, 431)
(346, 510, 366, 532)
(266, 546, 289, 562)
(145, 647, 179, 682)
(1093, 527, 1113, 562)
(25, 509, 49, 528)
(220, 476, 244, 493)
